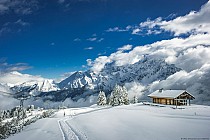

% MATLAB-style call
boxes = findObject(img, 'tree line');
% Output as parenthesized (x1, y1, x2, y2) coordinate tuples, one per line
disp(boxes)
(97, 84, 138, 106)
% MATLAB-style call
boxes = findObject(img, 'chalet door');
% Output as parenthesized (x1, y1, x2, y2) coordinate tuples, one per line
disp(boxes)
(170, 99, 173, 105)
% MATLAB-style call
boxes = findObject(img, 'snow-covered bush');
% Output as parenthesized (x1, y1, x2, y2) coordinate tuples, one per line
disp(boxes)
(24, 115, 42, 126)
(27, 105, 35, 111)
(42, 109, 55, 118)
(0, 118, 21, 139)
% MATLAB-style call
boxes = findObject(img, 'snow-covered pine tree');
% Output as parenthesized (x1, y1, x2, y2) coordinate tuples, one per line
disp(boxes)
(110, 84, 121, 106)
(122, 86, 129, 105)
(133, 95, 138, 104)
(97, 91, 107, 106)
(118, 86, 124, 105)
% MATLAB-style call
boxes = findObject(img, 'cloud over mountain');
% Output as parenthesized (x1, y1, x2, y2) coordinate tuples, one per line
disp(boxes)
(0, 60, 32, 73)
(95, 0, 210, 72)
(0, 71, 45, 85)
(87, 1, 210, 104)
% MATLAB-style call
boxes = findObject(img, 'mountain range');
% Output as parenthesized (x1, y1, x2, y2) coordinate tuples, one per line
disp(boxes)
(1, 57, 181, 102)
(1, 54, 210, 106)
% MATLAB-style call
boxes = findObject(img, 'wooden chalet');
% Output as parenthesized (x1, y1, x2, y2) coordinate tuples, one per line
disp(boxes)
(148, 89, 195, 106)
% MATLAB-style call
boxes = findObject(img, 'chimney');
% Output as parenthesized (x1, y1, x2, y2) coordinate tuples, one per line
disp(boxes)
(159, 88, 163, 92)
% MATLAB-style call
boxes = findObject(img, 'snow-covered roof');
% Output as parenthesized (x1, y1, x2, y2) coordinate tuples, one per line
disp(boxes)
(148, 90, 194, 99)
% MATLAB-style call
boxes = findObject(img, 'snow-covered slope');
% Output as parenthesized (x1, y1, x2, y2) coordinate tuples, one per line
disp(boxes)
(7, 104, 210, 140)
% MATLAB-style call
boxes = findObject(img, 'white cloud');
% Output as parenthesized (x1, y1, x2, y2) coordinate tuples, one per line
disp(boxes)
(105, 18, 163, 36)
(117, 44, 132, 52)
(0, 60, 32, 73)
(0, 94, 19, 110)
(0, 60, 45, 86)
(138, 1, 210, 36)
(175, 45, 210, 72)
(0, 19, 30, 36)
(88, 33, 210, 73)
(88, 56, 111, 73)
(160, 1, 210, 36)
(105, 1, 210, 37)
(97, 38, 104, 42)
(98, 51, 106, 56)
(86, 59, 92, 66)
(73, 38, 81, 41)
(84, 47, 94, 50)
(131, 28, 141, 35)
(106, 27, 120, 32)
(106, 27, 128, 32)
(0, 0, 39, 15)
(86, 37, 104, 42)
(125, 82, 145, 99)
(15, 19, 29, 26)
(0, 71, 45, 85)
(139, 17, 162, 29)
(0, 83, 19, 110)
(87, 37, 97, 41)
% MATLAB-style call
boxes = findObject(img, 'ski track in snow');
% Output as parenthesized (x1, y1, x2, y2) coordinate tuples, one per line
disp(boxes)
(65, 119, 88, 140)
(57, 109, 88, 140)
(58, 119, 79, 140)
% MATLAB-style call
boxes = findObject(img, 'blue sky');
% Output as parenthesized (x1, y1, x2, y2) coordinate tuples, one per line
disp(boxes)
(0, 0, 208, 78)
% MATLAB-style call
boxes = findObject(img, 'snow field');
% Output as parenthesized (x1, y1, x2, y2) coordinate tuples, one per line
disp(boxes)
(6, 104, 210, 140)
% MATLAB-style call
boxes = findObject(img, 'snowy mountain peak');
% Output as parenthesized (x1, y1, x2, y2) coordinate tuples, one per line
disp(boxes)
(9, 71, 23, 76)
(11, 79, 59, 95)
(59, 58, 181, 94)
(59, 71, 94, 90)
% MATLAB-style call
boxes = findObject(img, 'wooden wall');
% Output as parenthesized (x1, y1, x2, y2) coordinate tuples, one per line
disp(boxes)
(152, 97, 190, 106)
(153, 98, 175, 105)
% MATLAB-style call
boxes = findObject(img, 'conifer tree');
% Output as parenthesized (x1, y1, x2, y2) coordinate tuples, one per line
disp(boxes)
(109, 85, 130, 106)
(122, 86, 129, 105)
(133, 95, 138, 104)
(97, 91, 107, 106)
(110, 85, 120, 106)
